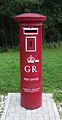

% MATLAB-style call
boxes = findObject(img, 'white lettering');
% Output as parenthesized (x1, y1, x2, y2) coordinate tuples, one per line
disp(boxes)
(32, 66, 37, 72)
(23, 87, 40, 93)
(24, 78, 39, 81)
(24, 65, 30, 73)
(24, 65, 37, 73)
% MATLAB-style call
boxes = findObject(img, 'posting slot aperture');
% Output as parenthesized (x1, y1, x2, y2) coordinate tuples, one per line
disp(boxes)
(23, 28, 38, 35)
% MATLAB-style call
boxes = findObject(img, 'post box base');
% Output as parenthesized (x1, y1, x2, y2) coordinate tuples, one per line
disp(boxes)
(21, 90, 42, 109)
(21, 104, 42, 110)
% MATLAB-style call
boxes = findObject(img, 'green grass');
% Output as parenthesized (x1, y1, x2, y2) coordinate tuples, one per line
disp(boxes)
(0, 51, 20, 93)
(0, 48, 62, 101)
(42, 48, 62, 101)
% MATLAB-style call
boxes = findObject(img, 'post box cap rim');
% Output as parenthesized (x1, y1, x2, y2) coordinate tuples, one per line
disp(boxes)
(14, 13, 47, 22)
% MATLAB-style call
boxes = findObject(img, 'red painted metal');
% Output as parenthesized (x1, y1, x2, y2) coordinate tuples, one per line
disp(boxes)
(14, 13, 46, 109)
(14, 13, 46, 22)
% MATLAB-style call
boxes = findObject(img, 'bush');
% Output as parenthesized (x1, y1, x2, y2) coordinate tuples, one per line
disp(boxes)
(0, 0, 62, 47)
(43, 41, 62, 49)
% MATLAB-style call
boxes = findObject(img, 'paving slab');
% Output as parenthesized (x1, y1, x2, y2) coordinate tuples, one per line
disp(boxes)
(1, 93, 61, 120)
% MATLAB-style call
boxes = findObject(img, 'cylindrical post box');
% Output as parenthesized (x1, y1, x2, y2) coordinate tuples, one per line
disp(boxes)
(14, 13, 46, 109)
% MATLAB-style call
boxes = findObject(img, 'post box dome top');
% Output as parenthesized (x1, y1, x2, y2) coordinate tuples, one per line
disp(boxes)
(14, 13, 47, 22)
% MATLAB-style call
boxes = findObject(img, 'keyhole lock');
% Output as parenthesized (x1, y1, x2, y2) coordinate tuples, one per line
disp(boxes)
(30, 41, 32, 47)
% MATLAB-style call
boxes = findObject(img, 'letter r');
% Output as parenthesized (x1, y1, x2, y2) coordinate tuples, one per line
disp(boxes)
(32, 66, 37, 72)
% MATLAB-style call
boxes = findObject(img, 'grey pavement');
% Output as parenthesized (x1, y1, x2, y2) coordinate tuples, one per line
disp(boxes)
(1, 93, 61, 120)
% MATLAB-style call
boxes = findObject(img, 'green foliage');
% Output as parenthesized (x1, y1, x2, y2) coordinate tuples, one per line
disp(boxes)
(53, 90, 62, 102)
(0, 0, 62, 46)
(43, 41, 62, 49)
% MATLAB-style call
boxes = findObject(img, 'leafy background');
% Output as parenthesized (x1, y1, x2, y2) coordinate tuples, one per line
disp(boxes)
(0, 0, 62, 47)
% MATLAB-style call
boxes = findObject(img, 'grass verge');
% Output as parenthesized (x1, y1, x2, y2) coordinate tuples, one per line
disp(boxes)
(0, 48, 62, 101)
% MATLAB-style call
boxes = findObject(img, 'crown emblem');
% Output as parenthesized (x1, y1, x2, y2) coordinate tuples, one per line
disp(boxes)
(27, 55, 39, 63)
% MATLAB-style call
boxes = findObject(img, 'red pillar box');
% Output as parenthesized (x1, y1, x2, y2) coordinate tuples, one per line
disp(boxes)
(14, 13, 46, 109)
